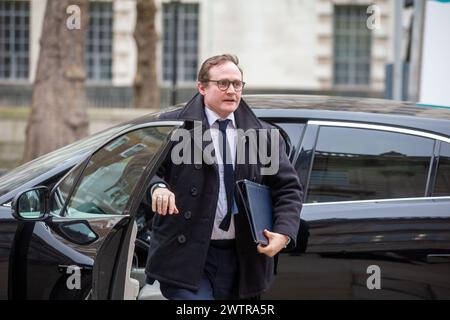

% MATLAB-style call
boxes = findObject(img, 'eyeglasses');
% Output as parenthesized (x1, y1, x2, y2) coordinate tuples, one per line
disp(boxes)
(206, 79, 246, 91)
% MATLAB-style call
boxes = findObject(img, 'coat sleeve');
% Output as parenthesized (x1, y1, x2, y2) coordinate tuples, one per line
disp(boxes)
(263, 128, 303, 250)
(142, 111, 180, 207)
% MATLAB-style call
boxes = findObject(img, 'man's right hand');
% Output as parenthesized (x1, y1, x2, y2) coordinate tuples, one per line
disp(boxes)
(151, 187, 179, 215)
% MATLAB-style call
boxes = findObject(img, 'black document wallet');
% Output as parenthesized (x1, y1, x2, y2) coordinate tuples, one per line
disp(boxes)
(235, 179, 273, 245)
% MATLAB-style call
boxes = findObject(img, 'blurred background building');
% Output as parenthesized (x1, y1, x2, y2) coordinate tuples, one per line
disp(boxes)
(0, 0, 400, 108)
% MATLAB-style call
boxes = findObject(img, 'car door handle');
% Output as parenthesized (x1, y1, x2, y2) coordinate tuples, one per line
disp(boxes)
(427, 254, 450, 263)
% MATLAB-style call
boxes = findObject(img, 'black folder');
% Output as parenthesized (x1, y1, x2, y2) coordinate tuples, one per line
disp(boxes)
(235, 179, 273, 245)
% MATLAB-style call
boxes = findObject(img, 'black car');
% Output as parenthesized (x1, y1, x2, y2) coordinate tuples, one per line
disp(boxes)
(1, 95, 449, 300)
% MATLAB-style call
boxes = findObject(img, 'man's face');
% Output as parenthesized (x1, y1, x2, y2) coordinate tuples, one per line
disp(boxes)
(197, 61, 243, 118)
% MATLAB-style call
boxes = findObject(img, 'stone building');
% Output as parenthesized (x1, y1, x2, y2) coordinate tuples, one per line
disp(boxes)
(0, 0, 397, 108)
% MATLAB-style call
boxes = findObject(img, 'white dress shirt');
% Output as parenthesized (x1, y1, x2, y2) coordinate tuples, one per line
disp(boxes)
(204, 106, 238, 240)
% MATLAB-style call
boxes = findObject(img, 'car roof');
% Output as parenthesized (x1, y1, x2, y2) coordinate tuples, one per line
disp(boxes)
(241, 95, 450, 137)
(243, 94, 450, 118)
(127, 95, 450, 137)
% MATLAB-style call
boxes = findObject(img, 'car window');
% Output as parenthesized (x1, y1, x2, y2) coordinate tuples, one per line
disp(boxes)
(52, 126, 175, 217)
(434, 142, 450, 196)
(0, 124, 130, 196)
(274, 122, 306, 159)
(307, 126, 434, 203)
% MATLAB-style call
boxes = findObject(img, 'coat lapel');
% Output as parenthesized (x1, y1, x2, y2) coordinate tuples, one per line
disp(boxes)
(233, 98, 263, 181)
(179, 93, 217, 170)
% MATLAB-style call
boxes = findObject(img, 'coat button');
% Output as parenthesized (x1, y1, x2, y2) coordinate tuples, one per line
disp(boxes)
(190, 187, 198, 196)
(194, 164, 202, 170)
(184, 211, 192, 219)
(177, 234, 186, 244)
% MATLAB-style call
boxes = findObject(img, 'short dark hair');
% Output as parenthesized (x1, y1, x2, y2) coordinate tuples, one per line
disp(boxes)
(197, 54, 243, 84)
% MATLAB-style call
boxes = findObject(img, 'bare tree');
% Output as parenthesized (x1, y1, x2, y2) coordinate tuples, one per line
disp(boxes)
(23, 0, 90, 162)
(133, 0, 159, 109)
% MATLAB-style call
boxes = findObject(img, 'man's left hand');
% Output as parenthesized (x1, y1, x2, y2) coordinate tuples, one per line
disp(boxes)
(257, 230, 289, 257)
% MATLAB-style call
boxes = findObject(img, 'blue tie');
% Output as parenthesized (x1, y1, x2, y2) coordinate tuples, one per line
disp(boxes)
(217, 119, 234, 231)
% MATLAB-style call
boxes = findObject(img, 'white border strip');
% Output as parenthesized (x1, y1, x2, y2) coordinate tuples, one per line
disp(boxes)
(308, 120, 450, 144)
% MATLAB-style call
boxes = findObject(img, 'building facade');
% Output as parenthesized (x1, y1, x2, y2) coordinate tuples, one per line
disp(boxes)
(0, 0, 397, 108)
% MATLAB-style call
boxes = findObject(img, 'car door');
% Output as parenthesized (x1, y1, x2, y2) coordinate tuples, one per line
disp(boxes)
(265, 121, 450, 299)
(10, 120, 183, 299)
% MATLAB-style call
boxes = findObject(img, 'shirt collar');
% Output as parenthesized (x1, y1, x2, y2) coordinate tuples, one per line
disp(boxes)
(204, 106, 236, 128)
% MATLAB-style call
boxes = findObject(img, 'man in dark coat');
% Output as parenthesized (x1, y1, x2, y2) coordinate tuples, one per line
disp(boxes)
(145, 54, 302, 299)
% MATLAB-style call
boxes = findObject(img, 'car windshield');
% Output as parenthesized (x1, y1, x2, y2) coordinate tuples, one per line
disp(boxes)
(0, 124, 131, 197)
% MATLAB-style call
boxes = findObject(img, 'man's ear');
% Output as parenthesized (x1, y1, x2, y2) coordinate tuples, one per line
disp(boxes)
(197, 81, 207, 96)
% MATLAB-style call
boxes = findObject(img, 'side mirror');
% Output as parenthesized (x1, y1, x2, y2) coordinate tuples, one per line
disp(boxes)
(12, 186, 50, 221)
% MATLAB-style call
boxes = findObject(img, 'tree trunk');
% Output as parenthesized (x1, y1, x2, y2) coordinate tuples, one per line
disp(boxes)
(23, 0, 90, 163)
(133, 0, 160, 109)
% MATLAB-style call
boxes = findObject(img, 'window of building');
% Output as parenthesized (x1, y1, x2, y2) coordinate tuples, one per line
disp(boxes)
(434, 142, 450, 196)
(86, 1, 113, 82)
(307, 127, 434, 203)
(333, 5, 371, 87)
(162, 3, 199, 82)
(0, 0, 30, 80)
